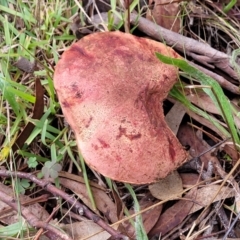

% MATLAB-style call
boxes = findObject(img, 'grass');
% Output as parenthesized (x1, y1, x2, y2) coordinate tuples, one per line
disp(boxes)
(0, 0, 79, 237)
(0, 0, 240, 239)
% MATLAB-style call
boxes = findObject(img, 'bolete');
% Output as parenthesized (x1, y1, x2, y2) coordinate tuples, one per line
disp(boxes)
(54, 31, 187, 184)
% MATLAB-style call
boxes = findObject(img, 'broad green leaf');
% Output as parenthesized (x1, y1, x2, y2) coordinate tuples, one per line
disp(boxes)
(27, 157, 38, 168)
(0, 222, 29, 237)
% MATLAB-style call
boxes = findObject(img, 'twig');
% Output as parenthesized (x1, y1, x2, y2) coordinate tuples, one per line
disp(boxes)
(194, 158, 236, 238)
(178, 131, 235, 238)
(129, 13, 239, 80)
(34, 205, 61, 240)
(0, 193, 49, 219)
(0, 170, 128, 240)
(190, 61, 239, 94)
(213, 201, 236, 238)
(91, 12, 240, 90)
(223, 211, 240, 240)
(0, 190, 72, 240)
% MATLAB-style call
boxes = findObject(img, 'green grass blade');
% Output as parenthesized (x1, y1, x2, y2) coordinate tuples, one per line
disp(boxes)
(156, 53, 240, 144)
(0, 73, 20, 116)
(170, 86, 231, 137)
(79, 153, 96, 211)
(0, 5, 36, 24)
(125, 184, 148, 240)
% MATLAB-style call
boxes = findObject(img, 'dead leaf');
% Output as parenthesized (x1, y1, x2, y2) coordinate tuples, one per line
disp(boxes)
(165, 101, 186, 135)
(187, 91, 240, 131)
(149, 188, 197, 237)
(221, 143, 239, 163)
(180, 173, 200, 188)
(111, 189, 124, 221)
(177, 124, 219, 168)
(13, 57, 35, 73)
(146, 0, 181, 32)
(189, 184, 234, 214)
(149, 171, 183, 200)
(59, 178, 118, 223)
(0, 182, 49, 225)
(187, 91, 220, 115)
(62, 221, 114, 240)
(169, 97, 227, 139)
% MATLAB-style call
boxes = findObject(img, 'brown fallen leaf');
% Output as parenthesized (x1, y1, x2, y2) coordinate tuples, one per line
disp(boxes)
(62, 221, 114, 240)
(183, 91, 239, 161)
(180, 173, 200, 188)
(111, 189, 124, 221)
(189, 184, 234, 214)
(146, 0, 181, 32)
(149, 188, 197, 238)
(177, 124, 219, 168)
(177, 123, 238, 236)
(187, 90, 240, 131)
(0, 182, 49, 225)
(165, 101, 186, 135)
(59, 177, 118, 223)
(187, 90, 220, 115)
(169, 96, 227, 139)
(13, 57, 35, 73)
(221, 142, 239, 163)
(141, 201, 163, 236)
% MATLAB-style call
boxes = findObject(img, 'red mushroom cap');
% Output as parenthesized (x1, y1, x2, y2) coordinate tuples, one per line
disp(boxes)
(54, 31, 187, 184)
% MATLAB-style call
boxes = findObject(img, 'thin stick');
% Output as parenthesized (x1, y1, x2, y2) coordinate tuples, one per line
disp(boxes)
(0, 170, 127, 240)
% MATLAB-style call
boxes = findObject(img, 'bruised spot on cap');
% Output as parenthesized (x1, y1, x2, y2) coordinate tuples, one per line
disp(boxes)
(116, 126, 142, 141)
(70, 44, 94, 60)
(98, 138, 110, 148)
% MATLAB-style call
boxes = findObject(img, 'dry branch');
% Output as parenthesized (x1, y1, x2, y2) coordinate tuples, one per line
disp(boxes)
(129, 13, 238, 80)
(0, 170, 128, 240)
(91, 13, 239, 94)
(0, 190, 72, 240)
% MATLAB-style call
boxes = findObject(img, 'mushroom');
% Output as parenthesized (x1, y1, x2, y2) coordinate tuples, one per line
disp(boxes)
(54, 31, 187, 184)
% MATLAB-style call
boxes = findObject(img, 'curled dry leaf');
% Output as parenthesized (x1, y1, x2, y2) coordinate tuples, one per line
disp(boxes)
(54, 31, 187, 184)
